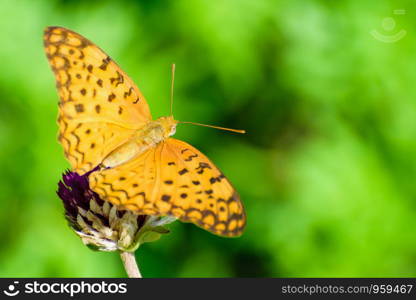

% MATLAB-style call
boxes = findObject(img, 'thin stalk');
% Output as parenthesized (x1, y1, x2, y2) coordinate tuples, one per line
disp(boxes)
(119, 251, 142, 278)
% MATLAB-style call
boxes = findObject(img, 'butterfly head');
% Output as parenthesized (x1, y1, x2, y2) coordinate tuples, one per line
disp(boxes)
(157, 115, 178, 138)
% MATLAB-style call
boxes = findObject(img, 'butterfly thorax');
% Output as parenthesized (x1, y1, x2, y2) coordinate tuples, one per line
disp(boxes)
(101, 116, 177, 169)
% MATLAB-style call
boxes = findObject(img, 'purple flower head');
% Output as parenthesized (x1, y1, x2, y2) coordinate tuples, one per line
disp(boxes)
(57, 167, 103, 226)
(56, 168, 175, 252)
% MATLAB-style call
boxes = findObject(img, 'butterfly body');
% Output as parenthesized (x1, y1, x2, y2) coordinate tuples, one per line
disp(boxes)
(102, 116, 177, 169)
(44, 26, 246, 237)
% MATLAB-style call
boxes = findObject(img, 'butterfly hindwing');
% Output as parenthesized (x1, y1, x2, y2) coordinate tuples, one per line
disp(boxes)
(44, 26, 152, 173)
(163, 139, 246, 236)
(89, 138, 246, 237)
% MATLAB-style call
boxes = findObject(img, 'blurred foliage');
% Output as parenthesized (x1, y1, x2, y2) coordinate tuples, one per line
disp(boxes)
(0, 0, 416, 277)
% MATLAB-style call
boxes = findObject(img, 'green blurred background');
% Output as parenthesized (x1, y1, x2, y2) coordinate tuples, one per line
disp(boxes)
(1, 0, 416, 277)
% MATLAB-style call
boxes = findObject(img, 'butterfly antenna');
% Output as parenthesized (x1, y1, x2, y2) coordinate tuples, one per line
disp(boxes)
(179, 121, 246, 134)
(170, 63, 175, 117)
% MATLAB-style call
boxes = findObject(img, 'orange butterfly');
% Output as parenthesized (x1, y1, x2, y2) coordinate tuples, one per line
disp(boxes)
(44, 26, 246, 237)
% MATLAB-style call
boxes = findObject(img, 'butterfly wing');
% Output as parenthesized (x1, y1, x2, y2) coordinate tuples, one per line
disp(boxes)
(44, 26, 152, 174)
(89, 138, 246, 237)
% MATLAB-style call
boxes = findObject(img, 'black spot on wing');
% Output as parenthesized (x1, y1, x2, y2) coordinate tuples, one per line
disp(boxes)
(108, 93, 116, 102)
(185, 154, 198, 162)
(75, 104, 84, 113)
(178, 168, 189, 175)
(161, 195, 171, 202)
(99, 56, 111, 71)
(196, 162, 211, 174)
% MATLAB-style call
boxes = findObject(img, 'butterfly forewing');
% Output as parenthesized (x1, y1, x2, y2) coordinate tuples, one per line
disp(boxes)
(89, 138, 246, 237)
(44, 26, 151, 173)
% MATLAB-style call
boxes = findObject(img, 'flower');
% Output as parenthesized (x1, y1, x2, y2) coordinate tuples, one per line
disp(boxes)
(57, 169, 176, 252)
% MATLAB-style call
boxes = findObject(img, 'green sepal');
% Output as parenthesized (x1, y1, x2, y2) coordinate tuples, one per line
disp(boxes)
(117, 216, 177, 252)
(151, 226, 170, 234)
(139, 231, 162, 244)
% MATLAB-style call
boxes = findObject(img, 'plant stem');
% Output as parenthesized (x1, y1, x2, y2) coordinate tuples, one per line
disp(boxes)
(119, 251, 142, 278)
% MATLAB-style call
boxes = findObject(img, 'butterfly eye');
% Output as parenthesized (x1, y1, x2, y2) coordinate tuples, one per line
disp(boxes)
(170, 126, 176, 136)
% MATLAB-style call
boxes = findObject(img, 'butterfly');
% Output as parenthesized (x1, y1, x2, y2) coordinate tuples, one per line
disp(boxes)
(44, 26, 246, 237)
